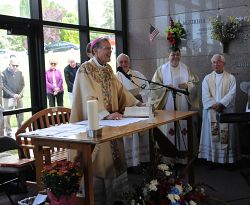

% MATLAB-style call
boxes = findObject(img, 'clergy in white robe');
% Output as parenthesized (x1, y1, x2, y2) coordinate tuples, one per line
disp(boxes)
(198, 54, 240, 164)
(151, 49, 199, 152)
(116, 53, 150, 167)
(69, 38, 139, 205)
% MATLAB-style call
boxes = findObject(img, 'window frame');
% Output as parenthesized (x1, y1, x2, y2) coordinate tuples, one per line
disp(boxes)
(0, 0, 127, 116)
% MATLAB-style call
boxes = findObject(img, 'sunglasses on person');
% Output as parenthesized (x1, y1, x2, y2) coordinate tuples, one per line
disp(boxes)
(50, 63, 57, 66)
(12, 65, 19, 68)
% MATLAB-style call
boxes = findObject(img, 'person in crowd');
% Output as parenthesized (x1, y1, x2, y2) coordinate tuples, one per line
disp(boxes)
(64, 58, 80, 106)
(45, 58, 64, 107)
(150, 48, 199, 158)
(2, 58, 25, 136)
(198, 54, 240, 166)
(69, 37, 140, 205)
(116, 53, 150, 168)
(86, 42, 93, 59)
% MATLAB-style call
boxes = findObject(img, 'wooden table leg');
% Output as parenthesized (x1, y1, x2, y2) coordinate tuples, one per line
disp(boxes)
(82, 144, 94, 205)
(34, 140, 44, 191)
(149, 128, 155, 163)
(187, 116, 194, 184)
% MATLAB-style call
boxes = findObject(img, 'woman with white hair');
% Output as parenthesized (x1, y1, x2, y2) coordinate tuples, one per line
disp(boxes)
(198, 54, 240, 166)
(45, 58, 64, 107)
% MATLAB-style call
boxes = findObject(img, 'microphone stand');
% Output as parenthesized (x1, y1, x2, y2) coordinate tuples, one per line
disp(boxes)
(130, 74, 189, 96)
(130, 74, 189, 161)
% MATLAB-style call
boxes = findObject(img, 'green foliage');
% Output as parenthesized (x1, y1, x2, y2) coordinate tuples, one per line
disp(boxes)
(60, 29, 79, 45)
(60, 13, 79, 44)
(89, 32, 110, 41)
(100, 0, 115, 29)
(19, 0, 30, 18)
(7, 35, 26, 51)
(43, 2, 80, 44)
(210, 16, 250, 43)
(43, 1, 66, 44)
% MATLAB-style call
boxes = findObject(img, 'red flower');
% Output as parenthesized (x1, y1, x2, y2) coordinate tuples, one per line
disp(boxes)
(167, 32, 172, 39)
(170, 38, 176, 45)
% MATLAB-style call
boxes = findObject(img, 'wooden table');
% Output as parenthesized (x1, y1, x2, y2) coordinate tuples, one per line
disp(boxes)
(20, 110, 197, 205)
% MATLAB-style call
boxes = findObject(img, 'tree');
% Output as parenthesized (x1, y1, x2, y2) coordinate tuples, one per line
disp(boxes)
(42, 1, 81, 44)
(60, 13, 79, 44)
(101, 0, 114, 29)
(7, 35, 26, 51)
(43, 2, 66, 44)
(20, 0, 30, 18)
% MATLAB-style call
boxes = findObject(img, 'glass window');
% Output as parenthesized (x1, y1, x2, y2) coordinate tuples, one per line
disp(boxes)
(0, 29, 31, 136)
(90, 31, 116, 72)
(0, 0, 30, 18)
(88, 0, 115, 29)
(43, 27, 80, 108)
(42, 0, 78, 24)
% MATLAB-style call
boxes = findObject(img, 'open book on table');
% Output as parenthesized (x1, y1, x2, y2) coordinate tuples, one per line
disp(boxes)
(123, 106, 151, 118)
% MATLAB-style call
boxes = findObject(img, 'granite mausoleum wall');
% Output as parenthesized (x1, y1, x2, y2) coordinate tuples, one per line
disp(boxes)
(126, 0, 250, 113)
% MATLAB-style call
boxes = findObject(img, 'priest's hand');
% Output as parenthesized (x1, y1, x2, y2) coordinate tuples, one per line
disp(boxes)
(136, 101, 145, 106)
(105, 112, 123, 120)
(211, 103, 224, 113)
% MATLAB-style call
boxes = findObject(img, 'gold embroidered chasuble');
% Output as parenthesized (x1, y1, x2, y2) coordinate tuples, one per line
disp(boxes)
(69, 58, 138, 178)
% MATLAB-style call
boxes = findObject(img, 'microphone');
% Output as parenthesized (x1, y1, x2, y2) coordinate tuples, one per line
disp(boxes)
(117, 67, 148, 90)
(117, 67, 136, 84)
(117, 67, 132, 80)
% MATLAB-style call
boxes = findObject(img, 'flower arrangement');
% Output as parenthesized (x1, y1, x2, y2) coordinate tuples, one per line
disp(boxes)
(41, 160, 82, 198)
(210, 15, 246, 44)
(166, 17, 186, 51)
(121, 162, 207, 205)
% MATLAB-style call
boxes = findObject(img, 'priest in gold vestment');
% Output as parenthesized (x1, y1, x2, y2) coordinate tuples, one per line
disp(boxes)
(69, 37, 139, 204)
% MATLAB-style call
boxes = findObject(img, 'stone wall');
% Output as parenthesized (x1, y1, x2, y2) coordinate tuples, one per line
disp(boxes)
(126, 0, 250, 113)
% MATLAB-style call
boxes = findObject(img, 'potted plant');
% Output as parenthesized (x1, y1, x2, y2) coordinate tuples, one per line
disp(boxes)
(41, 160, 82, 205)
(210, 15, 249, 53)
(166, 17, 186, 51)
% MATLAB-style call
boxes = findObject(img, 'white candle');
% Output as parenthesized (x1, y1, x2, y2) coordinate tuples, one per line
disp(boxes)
(87, 100, 99, 130)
